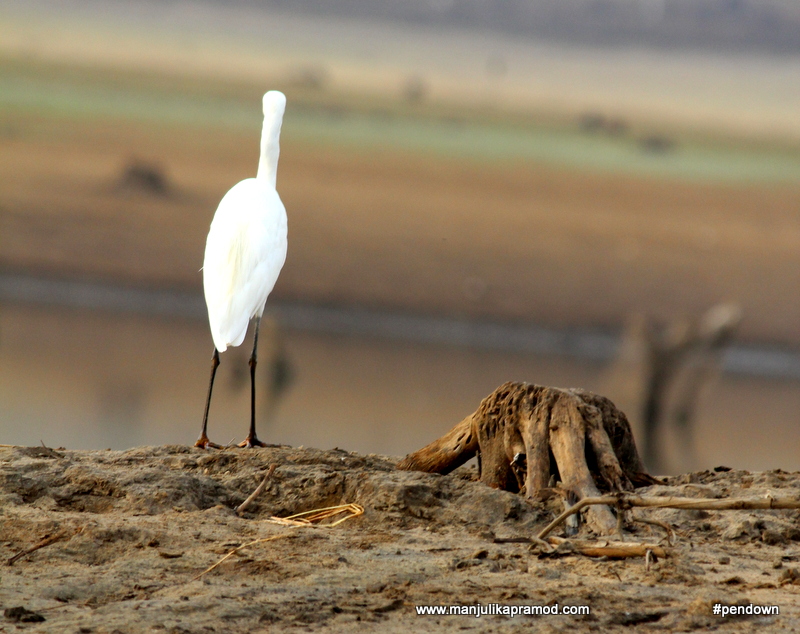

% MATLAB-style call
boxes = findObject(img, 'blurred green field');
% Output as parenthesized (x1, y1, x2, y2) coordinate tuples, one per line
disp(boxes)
(2, 57, 799, 184)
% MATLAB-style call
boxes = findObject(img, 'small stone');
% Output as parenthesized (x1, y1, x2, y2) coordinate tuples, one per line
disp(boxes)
(718, 556, 730, 565)
(762, 530, 788, 546)
(722, 520, 757, 541)
(723, 576, 744, 585)
(779, 568, 799, 585)
(4, 606, 45, 623)
(471, 549, 489, 560)
(773, 559, 783, 569)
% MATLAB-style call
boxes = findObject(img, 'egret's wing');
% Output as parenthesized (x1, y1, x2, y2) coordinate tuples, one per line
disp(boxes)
(203, 180, 287, 351)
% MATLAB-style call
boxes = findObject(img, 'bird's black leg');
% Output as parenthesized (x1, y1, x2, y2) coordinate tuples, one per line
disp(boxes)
(240, 316, 266, 448)
(195, 348, 222, 449)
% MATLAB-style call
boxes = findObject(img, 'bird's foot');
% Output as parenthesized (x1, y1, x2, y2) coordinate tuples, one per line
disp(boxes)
(238, 435, 267, 448)
(194, 434, 223, 449)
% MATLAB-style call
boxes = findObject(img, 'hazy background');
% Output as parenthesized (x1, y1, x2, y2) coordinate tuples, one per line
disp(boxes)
(0, 0, 798, 473)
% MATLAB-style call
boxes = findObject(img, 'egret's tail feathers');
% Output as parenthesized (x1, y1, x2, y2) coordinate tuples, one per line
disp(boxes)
(210, 315, 249, 353)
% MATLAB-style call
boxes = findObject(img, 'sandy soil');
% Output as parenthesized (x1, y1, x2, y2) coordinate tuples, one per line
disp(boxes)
(2, 444, 800, 632)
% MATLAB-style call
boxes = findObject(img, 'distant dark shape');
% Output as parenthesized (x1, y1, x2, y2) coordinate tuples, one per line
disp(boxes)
(578, 112, 628, 136)
(605, 117, 628, 136)
(579, 112, 606, 133)
(403, 75, 428, 104)
(639, 135, 675, 154)
(117, 160, 169, 196)
(288, 65, 328, 91)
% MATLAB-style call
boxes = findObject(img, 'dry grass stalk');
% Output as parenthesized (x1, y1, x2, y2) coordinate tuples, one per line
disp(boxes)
(266, 503, 365, 528)
(192, 503, 364, 581)
(191, 534, 293, 581)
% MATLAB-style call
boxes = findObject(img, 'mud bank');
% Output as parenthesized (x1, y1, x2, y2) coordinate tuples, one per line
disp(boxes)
(1, 445, 799, 632)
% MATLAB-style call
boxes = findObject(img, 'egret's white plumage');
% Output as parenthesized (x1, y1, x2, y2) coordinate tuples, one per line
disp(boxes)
(203, 91, 288, 352)
(197, 90, 288, 448)
(203, 180, 287, 351)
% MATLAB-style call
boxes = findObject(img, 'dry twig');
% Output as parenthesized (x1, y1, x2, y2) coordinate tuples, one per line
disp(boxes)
(537, 494, 800, 541)
(235, 464, 277, 515)
(547, 536, 667, 559)
(493, 535, 554, 552)
(7, 530, 72, 566)
(645, 548, 655, 571)
(631, 515, 675, 546)
(191, 534, 293, 581)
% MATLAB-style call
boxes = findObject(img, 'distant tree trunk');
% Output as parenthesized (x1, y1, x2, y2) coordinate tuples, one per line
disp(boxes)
(608, 304, 741, 473)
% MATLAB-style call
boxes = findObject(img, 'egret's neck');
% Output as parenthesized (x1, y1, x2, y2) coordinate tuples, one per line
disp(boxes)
(256, 112, 282, 188)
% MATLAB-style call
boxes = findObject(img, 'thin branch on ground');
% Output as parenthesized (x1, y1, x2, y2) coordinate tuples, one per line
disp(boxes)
(537, 494, 800, 541)
(190, 533, 295, 582)
(546, 536, 667, 559)
(235, 464, 277, 515)
(645, 548, 656, 571)
(631, 515, 675, 546)
(493, 535, 554, 552)
(7, 530, 73, 566)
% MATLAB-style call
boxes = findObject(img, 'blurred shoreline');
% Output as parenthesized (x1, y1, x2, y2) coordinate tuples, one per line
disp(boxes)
(2, 270, 798, 381)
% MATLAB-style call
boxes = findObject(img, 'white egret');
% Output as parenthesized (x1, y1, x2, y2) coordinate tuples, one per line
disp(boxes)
(196, 91, 289, 449)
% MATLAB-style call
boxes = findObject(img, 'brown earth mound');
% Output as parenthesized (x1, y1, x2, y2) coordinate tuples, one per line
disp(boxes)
(1, 445, 800, 632)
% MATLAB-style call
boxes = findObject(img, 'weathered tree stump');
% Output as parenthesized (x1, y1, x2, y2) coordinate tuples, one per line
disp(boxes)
(398, 382, 655, 534)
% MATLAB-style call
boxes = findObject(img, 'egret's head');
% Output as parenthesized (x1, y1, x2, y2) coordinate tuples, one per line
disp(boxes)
(263, 91, 287, 119)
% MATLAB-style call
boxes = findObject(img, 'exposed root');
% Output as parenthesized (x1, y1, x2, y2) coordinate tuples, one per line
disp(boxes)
(399, 382, 654, 534)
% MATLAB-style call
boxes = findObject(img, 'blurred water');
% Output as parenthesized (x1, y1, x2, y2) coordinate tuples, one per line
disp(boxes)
(0, 295, 797, 474)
